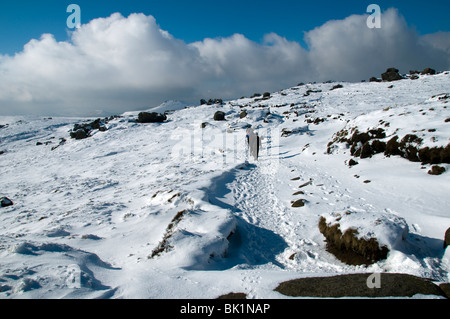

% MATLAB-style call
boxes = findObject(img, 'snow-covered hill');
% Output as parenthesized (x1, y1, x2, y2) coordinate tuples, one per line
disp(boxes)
(1, 71, 449, 299)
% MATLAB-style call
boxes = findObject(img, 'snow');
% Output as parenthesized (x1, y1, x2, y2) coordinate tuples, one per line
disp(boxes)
(0, 72, 449, 299)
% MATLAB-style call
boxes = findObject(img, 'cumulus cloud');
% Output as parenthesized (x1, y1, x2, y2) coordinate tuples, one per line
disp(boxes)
(0, 9, 448, 116)
(305, 9, 450, 82)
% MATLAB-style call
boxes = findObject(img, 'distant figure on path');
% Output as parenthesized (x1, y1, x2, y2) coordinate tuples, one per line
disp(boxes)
(246, 127, 260, 161)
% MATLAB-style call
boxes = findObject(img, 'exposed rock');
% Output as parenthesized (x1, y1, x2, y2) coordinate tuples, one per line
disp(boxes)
(70, 117, 115, 139)
(138, 112, 167, 123)
(428, 165, 446, 176)
(319, 216, 389, 265)
(71, 129, 88, 140)
(444, 228, 450, 249)
(214, 111, 226, 121)
(217, 292, 247, 299)
(275, 273, 446, 298)
(1, 197, 13, 207)
(201, 98, 223, 105)
(348, 159, 359, 167)
(291, 199, 306, 208)
(318, 210, 408, 266)
(421, 68, 436, 75)
(331, 84, 344, 90)
(382, 68, 404, 82)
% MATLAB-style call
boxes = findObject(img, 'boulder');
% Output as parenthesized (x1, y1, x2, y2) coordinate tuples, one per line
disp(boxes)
(348, 159, 359, 167)
(214, 111, 226, 121)
(138, 112, 167, 123)
(382, 68, 404, 82)
(275, 273, 446, 298)
(291, 199, 306, 208)
(444, 228, 450, 249)
(201, 99, 223, 105)
(1, 197, 13, 207)
(319, 210, 409, 266)
(70, 129, 88, 140)
(421, 68, 436, 75)
(428, 165, 446, 176)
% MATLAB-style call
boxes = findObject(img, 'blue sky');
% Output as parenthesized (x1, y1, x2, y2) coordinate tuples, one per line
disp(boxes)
(1, 0, 449, 55)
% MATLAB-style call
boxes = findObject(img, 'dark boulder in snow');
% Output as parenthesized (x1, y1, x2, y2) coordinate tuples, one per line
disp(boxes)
(291, 199, 306, 208)
(214, 111, 226, 121)
(70, 117, 113, 140)
(201, 98, 223, 105)
(1, 197, 13, 207)
(71, 129, 89, 140)
(275, 273, 447, 298)
(138, 112, 167, 123)
(421, 68, 436, 75)
(445, 228, 450, 249)
(319, 210, 408, 266)
(428, 165, 446, 176)
(382, 68, 404, 82)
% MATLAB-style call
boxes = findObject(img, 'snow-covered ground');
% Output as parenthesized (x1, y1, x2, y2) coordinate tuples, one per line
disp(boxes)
(0, 72, 449, 299)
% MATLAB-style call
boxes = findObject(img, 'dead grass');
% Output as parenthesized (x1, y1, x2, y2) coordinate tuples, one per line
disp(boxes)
(149, 210, 187, 259)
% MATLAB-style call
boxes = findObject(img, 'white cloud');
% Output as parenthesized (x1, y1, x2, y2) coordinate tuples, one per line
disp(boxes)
(304, 8, 449, 82)
(0, 9, 448, 116)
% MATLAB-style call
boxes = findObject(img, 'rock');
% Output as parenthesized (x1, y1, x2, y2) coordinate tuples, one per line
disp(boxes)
(331, 84, 344, 90)
(444, 228, 450, 249)
(371, 140, 387, 154)
(348, 159, 359, 167)
(382, 68, 404, 82)
(214, 111, 226, 121)
(72, 129, 88, 140)
(69, 117, 116, 140)
(440, 283, 450, 298)
(138, 112, 167, 123)
(240, 110, 248, 119)
(421, 67, 436, 75)
(428, 165, 446, 176)
(1, 197, 13, 207)
(217, 292, 247, 299)
(318, 210, 408, 266)
(201, 99, 223, 105)
(274, 273, 446, 298)
(291, 199, 306, 208)
(360, 141, 373, 159)
(369, 77, 381, 82)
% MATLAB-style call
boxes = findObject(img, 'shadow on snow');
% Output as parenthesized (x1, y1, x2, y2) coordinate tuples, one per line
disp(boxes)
(200, 163, 288, 270)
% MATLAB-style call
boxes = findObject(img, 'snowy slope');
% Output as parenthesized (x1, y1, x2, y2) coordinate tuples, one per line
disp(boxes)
(0, 72, 449, 299)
